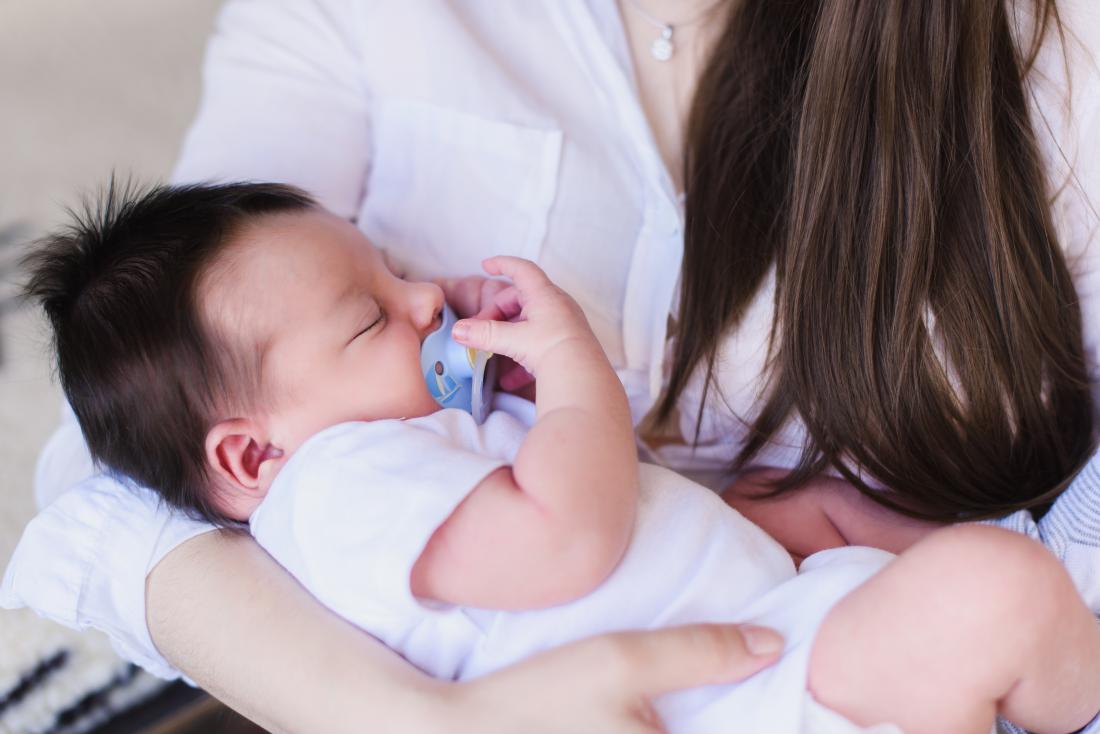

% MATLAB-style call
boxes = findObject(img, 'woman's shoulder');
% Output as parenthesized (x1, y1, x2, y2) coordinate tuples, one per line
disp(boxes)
(1026, 0, 1099, 93)
(1054, 0, 1100, 64)
(1026, 0, 1099, 174)
(1025, 1, 1100, 259)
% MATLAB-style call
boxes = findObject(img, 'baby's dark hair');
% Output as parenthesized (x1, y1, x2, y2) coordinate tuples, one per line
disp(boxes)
(23, 180, 316, 525)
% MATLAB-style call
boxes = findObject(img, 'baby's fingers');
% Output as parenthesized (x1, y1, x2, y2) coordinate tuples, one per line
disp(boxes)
(435, 275, 513, 319)
(498, 361, 535, 392)
(481, 256, 554, 295)
(436, 275, 485, 319)
(452, 317, 529, 367)
(476, 284, 523, 322)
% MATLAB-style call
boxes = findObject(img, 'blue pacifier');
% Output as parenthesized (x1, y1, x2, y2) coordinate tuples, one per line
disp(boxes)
(420, 303, 496, 423)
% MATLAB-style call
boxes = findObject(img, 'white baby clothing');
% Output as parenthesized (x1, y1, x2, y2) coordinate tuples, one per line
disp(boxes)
(250, 407, 899, 734)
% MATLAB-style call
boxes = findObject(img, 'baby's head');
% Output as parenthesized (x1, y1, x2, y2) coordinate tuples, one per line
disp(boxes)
(25, 181, 444, 525)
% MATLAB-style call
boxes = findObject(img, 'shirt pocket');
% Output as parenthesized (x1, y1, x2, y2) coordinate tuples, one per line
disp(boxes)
(359, 98, 563, 278)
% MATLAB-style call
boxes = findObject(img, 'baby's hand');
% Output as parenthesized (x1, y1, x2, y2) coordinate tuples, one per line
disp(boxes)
(450, 256, 596, 378)
(435, 273, 536, 394)
(434, 273, 511, 320)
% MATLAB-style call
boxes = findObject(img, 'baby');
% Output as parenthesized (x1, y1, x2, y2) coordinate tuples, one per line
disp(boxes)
(24, 181, 1100, 734)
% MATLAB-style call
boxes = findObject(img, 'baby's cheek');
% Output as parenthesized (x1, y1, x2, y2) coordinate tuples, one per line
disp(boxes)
(351, 364, 436, 421)
(404, 373, 443, 418)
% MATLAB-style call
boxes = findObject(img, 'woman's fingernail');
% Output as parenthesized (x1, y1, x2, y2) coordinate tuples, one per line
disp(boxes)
(452, 321, 470, 341)
(741, 625, 784, 656)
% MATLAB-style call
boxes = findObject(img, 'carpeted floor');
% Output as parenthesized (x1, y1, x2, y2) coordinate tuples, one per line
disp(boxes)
(0, 3, 223, 731)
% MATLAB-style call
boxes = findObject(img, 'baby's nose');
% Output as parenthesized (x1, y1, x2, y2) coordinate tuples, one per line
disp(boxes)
(412, 281, 445, 335)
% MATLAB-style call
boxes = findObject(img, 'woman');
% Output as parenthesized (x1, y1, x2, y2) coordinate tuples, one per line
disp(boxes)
(8, 0, 1100, 730)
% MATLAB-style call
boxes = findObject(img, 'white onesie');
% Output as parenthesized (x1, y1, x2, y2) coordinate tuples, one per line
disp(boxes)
(250, 406, 900, 734)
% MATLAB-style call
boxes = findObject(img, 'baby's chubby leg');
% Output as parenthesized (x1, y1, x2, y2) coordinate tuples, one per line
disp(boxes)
(808, 525, 1100, 734)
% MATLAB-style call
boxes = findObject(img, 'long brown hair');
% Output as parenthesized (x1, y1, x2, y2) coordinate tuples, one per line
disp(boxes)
(657, 0, 1094, 521)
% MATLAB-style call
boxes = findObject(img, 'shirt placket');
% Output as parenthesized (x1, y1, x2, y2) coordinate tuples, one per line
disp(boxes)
(550, 0, 686, 423)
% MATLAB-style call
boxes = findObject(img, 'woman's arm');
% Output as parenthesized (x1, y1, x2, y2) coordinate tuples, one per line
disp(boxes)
(147, 531, 784, 733)
(722, 469, 941, 559)
(146, 531, 444, 733)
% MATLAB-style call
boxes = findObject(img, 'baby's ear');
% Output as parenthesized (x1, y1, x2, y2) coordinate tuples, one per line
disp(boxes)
(205, 418, 284, 519)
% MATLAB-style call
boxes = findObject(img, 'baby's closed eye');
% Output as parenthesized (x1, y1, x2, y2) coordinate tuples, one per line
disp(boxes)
(350, 310, 384, 344)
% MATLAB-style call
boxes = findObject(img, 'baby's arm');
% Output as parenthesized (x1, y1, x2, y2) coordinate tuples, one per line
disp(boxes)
(410, 257, 638, 610)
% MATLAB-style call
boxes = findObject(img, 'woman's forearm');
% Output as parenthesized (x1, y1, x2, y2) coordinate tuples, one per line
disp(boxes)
(722, 469, 940, 557)
(146, 530, 785, 733)
(145, 530, 447, 734)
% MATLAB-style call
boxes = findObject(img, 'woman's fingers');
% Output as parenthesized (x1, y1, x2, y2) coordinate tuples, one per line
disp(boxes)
(454, 623, 783, 733)
(586, 624, 784, 698)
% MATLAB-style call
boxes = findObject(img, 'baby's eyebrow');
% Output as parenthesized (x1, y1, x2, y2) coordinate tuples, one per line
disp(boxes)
(335, 287, 381, 324)
(333, 280, 365, 310)
(329, 284, 381, 331)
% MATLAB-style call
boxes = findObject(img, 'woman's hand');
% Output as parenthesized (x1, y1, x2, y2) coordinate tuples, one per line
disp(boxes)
(447, 623, 785, 733)
(436, 272, 536, 396)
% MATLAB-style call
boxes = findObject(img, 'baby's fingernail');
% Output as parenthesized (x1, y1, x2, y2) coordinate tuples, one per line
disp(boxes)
(741, 625, 784, 656)
(452, 321, 470, 341)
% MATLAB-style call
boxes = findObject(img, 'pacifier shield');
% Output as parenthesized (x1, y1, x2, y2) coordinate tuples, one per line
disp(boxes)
(420, 303, 495, 422)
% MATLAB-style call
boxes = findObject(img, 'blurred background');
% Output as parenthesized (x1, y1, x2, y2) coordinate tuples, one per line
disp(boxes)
(1, 2, 264, 731)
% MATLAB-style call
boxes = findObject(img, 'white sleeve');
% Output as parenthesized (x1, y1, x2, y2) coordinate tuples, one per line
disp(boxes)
(1, 478, 213, 681)
(251, 413, 518, 621)
(1041, 0, 1100, 406)
(170, 0, 372, 219)
(13, 399, 215, 681)
(33, 401, 97, 510)
(1069, 67, 1100, 410)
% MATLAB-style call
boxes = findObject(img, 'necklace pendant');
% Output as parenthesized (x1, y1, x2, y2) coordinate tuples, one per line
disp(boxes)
(651, 26, 673, 61)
